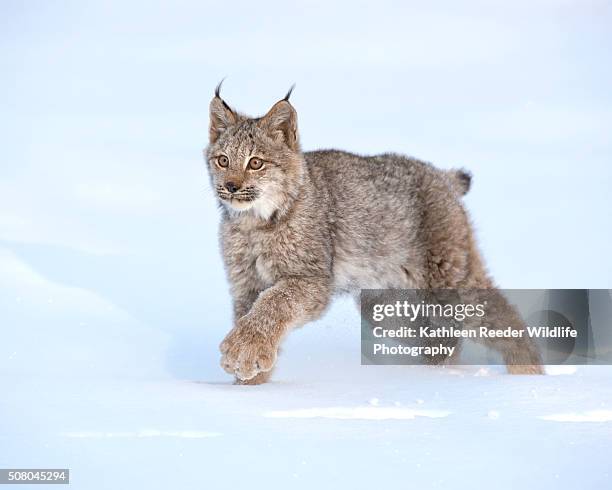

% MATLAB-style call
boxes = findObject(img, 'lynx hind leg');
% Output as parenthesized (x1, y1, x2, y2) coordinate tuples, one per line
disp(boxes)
(419, 187, 543, 374)
(463, 288, 544, 374)
(480, 289, 544, 373)
(426, 261, 544, 374)
(507, 364, 544, 375)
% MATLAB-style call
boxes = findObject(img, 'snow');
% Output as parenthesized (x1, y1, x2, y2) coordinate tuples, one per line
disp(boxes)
(487, 410, 501, 420)
(263, 407, 451, 420)
(2, 262, 612, 488)
(539, 411, 612, 423)
(61, 430, 222, 439)
(1, 1, 612, 489)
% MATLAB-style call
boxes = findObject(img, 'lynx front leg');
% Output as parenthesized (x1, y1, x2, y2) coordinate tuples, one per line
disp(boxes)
(220, 277, 331, 383)
(234, 371, 273, 385)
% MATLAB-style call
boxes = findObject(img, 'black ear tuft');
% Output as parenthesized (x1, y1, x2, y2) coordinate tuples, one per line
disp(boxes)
(283, 84, 296, 102)
(215, 78, 225, 98)
(214, 78, 233, 112)
(209, 79, 238, 143)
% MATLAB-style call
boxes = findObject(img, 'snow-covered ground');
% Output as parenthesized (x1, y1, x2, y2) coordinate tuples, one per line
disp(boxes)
(2, 247, 612, 490)
(1, 1, 612, 489)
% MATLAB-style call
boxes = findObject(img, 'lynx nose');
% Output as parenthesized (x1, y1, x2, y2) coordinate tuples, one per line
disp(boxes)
(225, 181, 239, 194)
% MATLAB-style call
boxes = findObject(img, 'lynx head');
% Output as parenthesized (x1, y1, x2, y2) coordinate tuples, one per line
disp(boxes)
(205, 82, 304, 220)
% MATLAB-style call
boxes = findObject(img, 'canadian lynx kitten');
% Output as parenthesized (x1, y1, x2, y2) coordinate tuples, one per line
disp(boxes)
(205, 84, 543, 385)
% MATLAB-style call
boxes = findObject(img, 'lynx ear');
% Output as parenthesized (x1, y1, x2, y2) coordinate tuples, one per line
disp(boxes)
(209, 81, 237, 143)
(258, 87, 299, 150)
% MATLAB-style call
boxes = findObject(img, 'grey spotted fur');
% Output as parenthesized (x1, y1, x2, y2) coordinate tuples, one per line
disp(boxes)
(204, 84, 543, 384)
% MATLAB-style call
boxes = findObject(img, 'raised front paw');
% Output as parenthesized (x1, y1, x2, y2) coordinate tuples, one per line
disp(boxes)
(220, 322, 277, 381)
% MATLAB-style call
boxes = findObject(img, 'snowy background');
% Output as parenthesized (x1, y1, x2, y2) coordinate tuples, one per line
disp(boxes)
(1, 1, 611, 488)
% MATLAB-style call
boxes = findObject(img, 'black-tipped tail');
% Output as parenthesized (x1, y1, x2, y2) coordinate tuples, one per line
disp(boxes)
(453, 169, 472, 196)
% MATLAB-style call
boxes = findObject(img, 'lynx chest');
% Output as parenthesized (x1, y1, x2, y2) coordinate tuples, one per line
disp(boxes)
(237, 224, 296, 287)
(226, 215, 329, 288)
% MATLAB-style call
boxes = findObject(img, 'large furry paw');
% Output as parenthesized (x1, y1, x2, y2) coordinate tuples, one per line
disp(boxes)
(220, 322, 277, 381)
(507, 364, 545, 375)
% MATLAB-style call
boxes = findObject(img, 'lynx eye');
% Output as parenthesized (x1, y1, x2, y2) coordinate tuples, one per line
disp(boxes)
(248, 157, 264, 170)
(216, 155, 229, 168)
